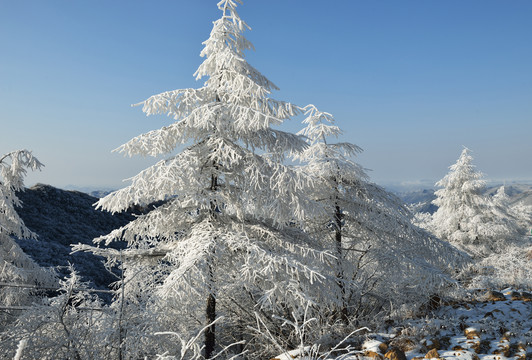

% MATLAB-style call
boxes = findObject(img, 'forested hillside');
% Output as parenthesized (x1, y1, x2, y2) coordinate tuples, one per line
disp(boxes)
(14, 184, 134, 289)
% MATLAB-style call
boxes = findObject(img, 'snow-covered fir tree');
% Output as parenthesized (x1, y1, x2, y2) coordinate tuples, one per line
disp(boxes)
(430, 148, 521, 256)
(294, 105, 367, 323)
(0, 150, 55, 320)
(294, 110, 468, 325)
(76, 1, 333, 358)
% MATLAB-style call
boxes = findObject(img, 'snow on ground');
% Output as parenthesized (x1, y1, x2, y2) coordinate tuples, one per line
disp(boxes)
(273, 289, 531, 360)
(398, 289, 531, 360)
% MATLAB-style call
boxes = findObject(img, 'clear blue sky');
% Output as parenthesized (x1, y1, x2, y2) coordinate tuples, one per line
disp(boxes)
(1, 0, 531, 191)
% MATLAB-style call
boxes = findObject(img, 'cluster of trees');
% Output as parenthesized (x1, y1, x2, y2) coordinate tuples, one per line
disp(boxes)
(415, 147, 532, 290)
(0, 1, 528, 359)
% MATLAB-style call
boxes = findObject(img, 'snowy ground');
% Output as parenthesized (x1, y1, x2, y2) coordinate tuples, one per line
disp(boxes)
(274, 289, 531, 360)
(393, 289, 531, 360)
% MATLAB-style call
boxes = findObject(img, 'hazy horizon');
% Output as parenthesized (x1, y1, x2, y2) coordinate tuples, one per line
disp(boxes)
(23, 177, 532, 196)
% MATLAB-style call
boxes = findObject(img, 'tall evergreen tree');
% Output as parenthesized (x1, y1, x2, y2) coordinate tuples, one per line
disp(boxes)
(77, 1, 331, 357)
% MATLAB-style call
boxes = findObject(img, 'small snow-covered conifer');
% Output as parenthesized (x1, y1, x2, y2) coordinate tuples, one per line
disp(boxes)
(493, 185, 510, 207)
(431, 148, 521, 255)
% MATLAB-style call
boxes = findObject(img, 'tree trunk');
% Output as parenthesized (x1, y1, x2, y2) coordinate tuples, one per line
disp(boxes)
(205, 278, 216, 358)
(205, 173, 218, 359)
(335, 204, 348, 323)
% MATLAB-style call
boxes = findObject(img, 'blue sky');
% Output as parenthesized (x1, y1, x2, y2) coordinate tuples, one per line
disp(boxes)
(1, 0, 531, 190)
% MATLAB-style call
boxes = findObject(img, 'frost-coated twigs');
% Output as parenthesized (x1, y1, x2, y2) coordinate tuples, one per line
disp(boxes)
(0, 150, 43, 239)
(155, 316, 247, 360)
(1, 150, 56, 312)
(0, 282, 113, 294)
(249, 306, 369, 359)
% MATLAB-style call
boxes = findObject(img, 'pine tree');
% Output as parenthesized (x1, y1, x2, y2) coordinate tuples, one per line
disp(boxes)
(293, 105, 366, 322)
(432, 147, 489, 245)
(294, 109, 468, 326)
(431, 148, 520, 255)
(76, 1, 331, 357)
(0, 150, 55, 316)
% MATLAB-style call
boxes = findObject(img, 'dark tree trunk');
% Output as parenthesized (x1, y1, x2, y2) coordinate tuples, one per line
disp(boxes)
(205, 280, 216, 358)
(205, 91, 221, 357)
(335, 204, 348, 323)
(205, 173, 218, 359)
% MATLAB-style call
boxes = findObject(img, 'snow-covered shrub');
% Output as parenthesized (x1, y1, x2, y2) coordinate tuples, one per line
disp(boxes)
(0, 266, 111, 360)
(494, 186, 532, 234)
(462, 240, 532, 290)
(249, 304, 365, 360)
(412, 211, 433, 229)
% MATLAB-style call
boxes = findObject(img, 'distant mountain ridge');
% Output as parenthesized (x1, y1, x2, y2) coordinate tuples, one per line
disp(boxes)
(14, 184, 134, 290)
(397, 183, 532, 213)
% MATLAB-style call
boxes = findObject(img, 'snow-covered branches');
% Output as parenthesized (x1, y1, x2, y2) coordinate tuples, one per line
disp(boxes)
(293, 108, 468, 326)
(0, 266, 109, 360)
(0, 150, 43, 239)
(116, 0, 304, 165)
(67, 1, 476, 357)
(0, 150, 55, 313)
